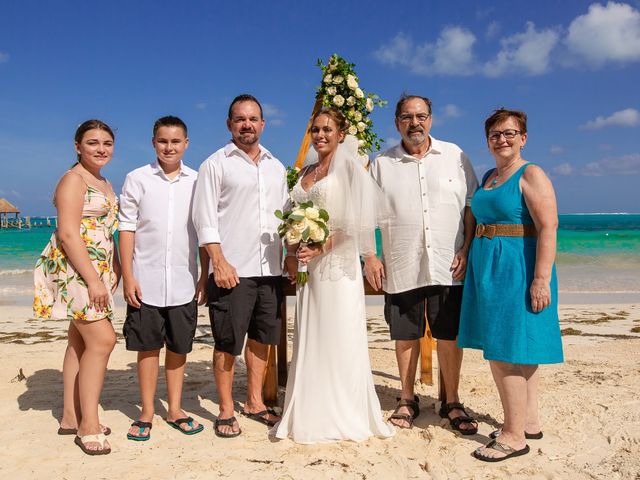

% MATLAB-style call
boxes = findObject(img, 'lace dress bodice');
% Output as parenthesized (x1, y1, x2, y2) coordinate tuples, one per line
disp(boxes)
(290, 176, 329, 209)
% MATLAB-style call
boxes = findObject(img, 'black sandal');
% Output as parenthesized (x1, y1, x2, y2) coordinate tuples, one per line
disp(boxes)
(241, 408, 279, 427)
(439, 402, 478, 435)
(388, 395, 420, 429)
(214, 416, 241, 438)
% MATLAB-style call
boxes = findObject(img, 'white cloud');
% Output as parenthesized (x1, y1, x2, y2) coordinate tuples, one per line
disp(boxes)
(582, 108, 640, 129)
(553, 162, 573, 175)
(0, 52, 9, 63)
(582, 153, 640, 176)
(550, 145, 565, 155)
(483, 22, 559, 77)
(486, 21, 500, 39)
(441, 104, 462, 119)
(384, 136, 400, 147)
(565, 1, 640, 67)
(195, 102, 207, 110)
(262, 103, 285, 126)
(374, 28, 477, 76)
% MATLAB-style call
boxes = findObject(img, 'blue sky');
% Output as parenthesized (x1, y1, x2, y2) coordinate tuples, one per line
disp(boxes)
(1, 0, 639, 215)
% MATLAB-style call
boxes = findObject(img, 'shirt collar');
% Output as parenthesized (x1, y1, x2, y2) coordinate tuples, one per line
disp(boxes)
(392, 135, 442, 162)
(224, 141, 273, 164)
(151, 160, 191, 180)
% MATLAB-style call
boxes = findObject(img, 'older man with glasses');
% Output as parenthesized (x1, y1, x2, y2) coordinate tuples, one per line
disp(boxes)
(366, 94, 479, 434)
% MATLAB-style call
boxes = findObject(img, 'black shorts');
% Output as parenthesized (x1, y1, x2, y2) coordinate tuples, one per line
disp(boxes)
(384, 285, 463, 341)
(207, 275, 282, 356)
(123, 300, 198, 354)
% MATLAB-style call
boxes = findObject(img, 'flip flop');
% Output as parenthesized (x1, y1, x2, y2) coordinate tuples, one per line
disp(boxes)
(166, 416, 204, 435)
(127, 420, 152, 441)
(214, 416, 241, 438)
(74, 433, 111, 456)
(58, 424, 111, 436)
(490, 429, 543, 440)
(241, 408, 279, 427)
(473, 439, 530, 462)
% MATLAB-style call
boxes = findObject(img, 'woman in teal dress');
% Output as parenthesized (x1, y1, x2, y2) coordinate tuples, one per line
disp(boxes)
(458, 109, 563, 462)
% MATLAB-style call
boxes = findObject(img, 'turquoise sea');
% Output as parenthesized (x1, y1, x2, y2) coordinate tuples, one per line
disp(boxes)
(1, 214, 639, 304)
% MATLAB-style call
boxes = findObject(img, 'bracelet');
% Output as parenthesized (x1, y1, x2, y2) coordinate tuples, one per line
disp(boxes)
(286, 252, 297, 258)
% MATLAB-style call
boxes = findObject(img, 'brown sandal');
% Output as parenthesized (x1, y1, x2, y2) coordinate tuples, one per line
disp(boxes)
(388, 395, 420, 429)
(439, 401, 478, 435)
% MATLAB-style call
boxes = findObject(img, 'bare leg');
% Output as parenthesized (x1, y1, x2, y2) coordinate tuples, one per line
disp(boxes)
(165, 349, 201, 431)
(525, 367, 541, 434)
(438, 339, 476, 432)
(74, 318, 116, 452)
(126, 350, 159, 438)
(213, 349, 239, 435)
(476, 361, 529, 459)
(243, 340, 279, 423)
(60, 321, 84, 430)
(389, 339, 420, 428)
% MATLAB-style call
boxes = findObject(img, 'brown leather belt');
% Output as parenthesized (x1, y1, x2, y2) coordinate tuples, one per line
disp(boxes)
(475, 223, 537, 239)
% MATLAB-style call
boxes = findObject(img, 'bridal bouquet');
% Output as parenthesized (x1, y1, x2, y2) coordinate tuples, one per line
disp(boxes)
(316, 54, 387, 154)
(275, 201, 330, 285)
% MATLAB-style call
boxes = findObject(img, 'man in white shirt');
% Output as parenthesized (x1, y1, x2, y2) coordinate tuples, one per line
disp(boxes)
(193, 94, 288, 438)
(119, 116, 209, 441)
(366, 95, 479, 434)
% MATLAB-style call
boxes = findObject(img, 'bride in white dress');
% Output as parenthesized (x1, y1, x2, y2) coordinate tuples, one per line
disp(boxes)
(271, 107, 395, 443)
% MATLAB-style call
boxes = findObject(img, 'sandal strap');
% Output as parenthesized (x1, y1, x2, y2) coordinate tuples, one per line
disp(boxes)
(450, 415, 477, 427)
(389, 412, 413, 421)
(172, 417, 194, 426)
(131, 420, 153, 429)
(486, 439, 517, 455)
(215, 416, 237, 427)
(78, 433, 107, 446)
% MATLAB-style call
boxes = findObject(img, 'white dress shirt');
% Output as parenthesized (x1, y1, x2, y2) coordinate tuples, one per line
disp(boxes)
(118, 161, 199, 307)
(192, 142, 288, 278)
(371, 137, 479, 294)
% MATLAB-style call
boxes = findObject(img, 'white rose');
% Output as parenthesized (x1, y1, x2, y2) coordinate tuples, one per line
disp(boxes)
(293, 218, 308, 232)
(285, 229, 302, 245)
(348, 125, 358, 136)
(327, 86, 337, 95)
(358, 139, 365, 147)
(304, 207, 320, 220)
(354, 111, 362, 121)
(346, 96, 355, 106)
(333, 95, 345, 107)
(366, 98, 374, 112)
(309, 224, 326, 242)
(357, 122, 366, 132)
(292, 208, 305, 218)
(355, 87, 364, 98)
(333, 75, 344, 84)
(346, 75, 358, 90)
(324, 74, 332, 83)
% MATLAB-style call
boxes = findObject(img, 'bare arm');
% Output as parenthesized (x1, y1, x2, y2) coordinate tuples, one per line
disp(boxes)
(118, 230, 142, 307)
(195, 247, 210, 304)
(55, 173, 109, 310)
(450, 206, 476, 281)
(521, 164, 558, 313)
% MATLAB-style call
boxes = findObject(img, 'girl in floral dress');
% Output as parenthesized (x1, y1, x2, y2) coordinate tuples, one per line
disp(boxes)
(33, 119, 120, 455)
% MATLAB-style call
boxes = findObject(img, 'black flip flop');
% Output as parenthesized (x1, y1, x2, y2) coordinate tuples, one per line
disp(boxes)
(214, 416, 241, 438)
(473, 439, 530, 462)
(127, 420, 152, 441)
(241, 408, 279, 427)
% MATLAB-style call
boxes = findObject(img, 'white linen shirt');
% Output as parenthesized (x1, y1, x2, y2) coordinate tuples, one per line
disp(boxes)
(192, 142, 288, 278)
(118, 161, 199, 307)
(371, 137, 479, 293)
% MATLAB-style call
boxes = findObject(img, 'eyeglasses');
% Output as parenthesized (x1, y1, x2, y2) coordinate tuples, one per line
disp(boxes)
(488, 129, 521, 142)
(397, 113, 431, 124)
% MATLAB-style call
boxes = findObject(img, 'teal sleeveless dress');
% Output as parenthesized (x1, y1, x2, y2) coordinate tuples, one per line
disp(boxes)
(457, 163, 563, 364)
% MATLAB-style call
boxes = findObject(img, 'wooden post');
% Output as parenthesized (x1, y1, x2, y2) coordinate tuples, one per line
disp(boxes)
(293, 97, 323, 170)
(262, 345, 278, 407)
(419, 323, 434, 385)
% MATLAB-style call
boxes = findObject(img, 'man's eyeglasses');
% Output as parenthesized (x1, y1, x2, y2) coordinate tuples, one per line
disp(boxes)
(488, 129, 521, 142)
(397, 113, 431, 124)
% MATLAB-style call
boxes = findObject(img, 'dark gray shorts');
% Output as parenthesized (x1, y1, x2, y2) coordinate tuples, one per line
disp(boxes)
(384, 285, 463, 341)
(123, 300, 198, 354)
(207, 275, 282, 356)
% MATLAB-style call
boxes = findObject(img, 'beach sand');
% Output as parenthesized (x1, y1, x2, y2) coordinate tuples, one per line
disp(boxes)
(1, 303, 639, 479)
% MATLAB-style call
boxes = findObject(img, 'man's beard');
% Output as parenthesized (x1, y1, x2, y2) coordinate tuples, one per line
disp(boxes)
(235, 130, 259, 145)
(404, 128, 426, 145)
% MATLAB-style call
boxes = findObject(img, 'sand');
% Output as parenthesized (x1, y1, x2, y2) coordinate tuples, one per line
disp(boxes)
(1, 303, 639, 479)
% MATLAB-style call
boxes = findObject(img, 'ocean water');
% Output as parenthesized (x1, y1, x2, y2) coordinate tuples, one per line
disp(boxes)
(1, 214, 639, 305)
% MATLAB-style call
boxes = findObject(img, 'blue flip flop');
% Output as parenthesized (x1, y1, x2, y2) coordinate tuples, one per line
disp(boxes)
(166, 416, 204, 435)
(127, 420, 152, 441)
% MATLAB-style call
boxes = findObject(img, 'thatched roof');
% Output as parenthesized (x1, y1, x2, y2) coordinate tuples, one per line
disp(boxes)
(0, 198, 20, 214)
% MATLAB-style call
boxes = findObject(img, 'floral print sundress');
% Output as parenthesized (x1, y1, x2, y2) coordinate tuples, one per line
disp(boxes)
(34, 179, 119, 321)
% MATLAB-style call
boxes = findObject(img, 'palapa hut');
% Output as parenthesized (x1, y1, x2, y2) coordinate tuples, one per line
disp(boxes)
(0, 198, 20, 228)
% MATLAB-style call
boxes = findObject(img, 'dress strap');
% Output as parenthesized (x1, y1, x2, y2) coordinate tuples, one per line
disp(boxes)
(481, 168, 496, 188)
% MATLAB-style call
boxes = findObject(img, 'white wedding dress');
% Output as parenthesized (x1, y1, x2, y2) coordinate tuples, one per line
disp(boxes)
(271, 174, 395, 443)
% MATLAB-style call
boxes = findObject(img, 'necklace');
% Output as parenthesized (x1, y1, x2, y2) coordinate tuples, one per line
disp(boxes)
(313, 162, 328, 183)
(490, 161, 521, 188)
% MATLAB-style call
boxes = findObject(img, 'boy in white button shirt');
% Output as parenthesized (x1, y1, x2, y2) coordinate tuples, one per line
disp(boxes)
(119, 116, 209, 441)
